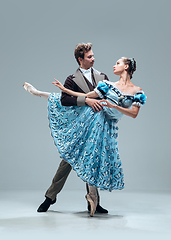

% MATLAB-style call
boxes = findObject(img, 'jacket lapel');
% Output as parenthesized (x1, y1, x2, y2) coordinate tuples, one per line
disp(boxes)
(73, 68, 105, 93)
(93, 69, 105, 85)
(73, 69, 90, 93)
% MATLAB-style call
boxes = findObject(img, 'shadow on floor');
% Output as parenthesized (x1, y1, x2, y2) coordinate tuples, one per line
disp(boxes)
(48, 210, 123, 219)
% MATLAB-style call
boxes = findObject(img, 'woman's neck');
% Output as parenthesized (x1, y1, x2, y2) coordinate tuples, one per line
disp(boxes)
(118, 72, 131, 85)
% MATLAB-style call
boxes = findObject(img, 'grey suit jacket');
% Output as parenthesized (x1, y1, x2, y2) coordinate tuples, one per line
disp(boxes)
(73, 68, 106, 106)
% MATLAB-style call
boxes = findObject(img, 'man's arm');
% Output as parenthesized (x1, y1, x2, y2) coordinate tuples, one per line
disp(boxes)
(84, 71, 109, 111)
(61, 75, 85, 106)
(61, 72, 109, 109)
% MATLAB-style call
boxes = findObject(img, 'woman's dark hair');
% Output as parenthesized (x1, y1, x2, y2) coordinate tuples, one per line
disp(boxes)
(121, 57, 136, 79)
(74, 43, 92, 65)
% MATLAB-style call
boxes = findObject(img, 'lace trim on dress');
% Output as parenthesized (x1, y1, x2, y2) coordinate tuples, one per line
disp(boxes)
(110, 82, 144, 96)
(132, 102, 141, 107)
(103, 81, 146, 107)
(94, 88, 104, 98)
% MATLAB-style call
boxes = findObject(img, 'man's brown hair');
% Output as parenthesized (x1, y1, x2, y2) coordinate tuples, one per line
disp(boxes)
(74, 43, 92, 65)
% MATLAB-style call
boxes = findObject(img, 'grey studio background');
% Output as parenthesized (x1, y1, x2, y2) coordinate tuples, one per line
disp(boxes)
(0, 0, 171, 193)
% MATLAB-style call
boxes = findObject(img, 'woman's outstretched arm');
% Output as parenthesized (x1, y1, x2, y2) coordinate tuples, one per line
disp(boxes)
(100, 99, 140, 118)
(52, 79, 99, 98)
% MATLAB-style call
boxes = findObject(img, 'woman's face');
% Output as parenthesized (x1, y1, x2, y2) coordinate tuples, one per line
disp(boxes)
(113, 59, 126, 75)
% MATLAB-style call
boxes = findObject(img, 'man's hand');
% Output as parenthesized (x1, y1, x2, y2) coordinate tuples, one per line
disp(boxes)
(85, 98, 103, 112)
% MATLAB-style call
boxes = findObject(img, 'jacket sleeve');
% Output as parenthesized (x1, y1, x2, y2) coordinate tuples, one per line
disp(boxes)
(61, 72, 109, 106)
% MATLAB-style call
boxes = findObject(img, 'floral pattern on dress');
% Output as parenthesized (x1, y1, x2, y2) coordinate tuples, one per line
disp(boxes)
(48, 81, 146, 191)
(48, 93, 124, 191)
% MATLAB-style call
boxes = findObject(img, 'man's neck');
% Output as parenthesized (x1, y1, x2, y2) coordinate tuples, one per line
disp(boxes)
(80, 67, 92, 71)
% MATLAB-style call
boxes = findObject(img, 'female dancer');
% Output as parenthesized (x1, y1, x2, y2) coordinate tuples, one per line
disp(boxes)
(23, 57, 146, 216)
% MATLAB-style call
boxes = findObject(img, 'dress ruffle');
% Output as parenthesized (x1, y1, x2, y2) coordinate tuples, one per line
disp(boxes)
(48, 93, 124, 191)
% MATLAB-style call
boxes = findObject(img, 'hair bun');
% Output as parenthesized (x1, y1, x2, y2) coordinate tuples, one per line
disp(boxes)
(130, 58, 134, 69)
(129, 58, 136, 77)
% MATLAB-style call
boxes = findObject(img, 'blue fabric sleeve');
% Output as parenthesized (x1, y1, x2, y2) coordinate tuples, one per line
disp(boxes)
(133, 92, 147, 106)
(94, 81, 110, 98)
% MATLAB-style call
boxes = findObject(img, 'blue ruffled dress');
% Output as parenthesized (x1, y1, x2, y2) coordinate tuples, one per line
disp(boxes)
(48, 81, 146, 191)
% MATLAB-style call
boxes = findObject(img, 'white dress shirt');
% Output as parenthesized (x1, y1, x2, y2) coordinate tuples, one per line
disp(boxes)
(79, 67, 92, 84)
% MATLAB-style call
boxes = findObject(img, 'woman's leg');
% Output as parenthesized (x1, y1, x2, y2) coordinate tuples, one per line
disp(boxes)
(23, 82, 50, 99)
(86, 184, 98, 217)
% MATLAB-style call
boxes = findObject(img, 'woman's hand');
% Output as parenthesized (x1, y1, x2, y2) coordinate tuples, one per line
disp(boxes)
(100, 99, 140, 118)
(100, 99, 116, 108)
(52, 79, 66, 91)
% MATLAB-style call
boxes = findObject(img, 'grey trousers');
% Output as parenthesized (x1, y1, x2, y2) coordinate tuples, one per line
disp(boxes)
(45, 159, 100, 204)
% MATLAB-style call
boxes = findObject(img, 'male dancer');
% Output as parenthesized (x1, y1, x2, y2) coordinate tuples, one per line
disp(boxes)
(37, 43, 109, 213)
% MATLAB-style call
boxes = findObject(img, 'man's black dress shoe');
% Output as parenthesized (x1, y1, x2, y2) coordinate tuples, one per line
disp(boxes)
(37, 197, 56, 212)
(88, 204, 108, 213)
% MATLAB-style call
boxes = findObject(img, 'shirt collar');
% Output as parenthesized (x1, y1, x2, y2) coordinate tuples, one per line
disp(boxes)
(80, 67, 92, 74)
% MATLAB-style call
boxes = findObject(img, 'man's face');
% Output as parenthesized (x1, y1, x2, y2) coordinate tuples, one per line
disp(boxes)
(79, 50, 95, 70)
